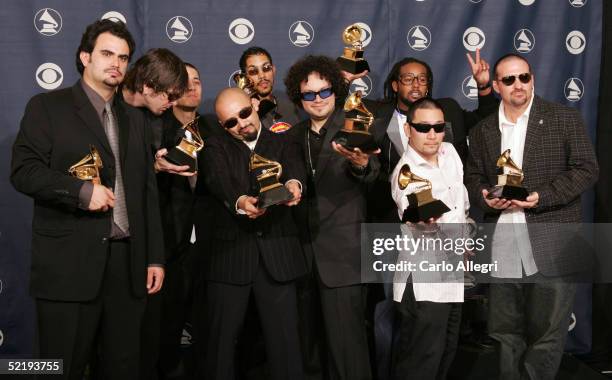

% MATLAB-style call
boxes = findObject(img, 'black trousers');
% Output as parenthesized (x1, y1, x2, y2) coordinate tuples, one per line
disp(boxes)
(36, 240, 145, 380)
(488, 281, 577, 380)
(392, 284, 462, 380)
(201, 264, 303, 380)
(317, 280, 372, 380)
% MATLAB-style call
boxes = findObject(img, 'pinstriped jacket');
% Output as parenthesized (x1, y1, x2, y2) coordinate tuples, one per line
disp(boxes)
(465, 95, 598, 276)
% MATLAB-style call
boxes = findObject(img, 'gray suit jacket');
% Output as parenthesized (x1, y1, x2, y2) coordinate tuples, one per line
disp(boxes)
(465, 95, 598, 276)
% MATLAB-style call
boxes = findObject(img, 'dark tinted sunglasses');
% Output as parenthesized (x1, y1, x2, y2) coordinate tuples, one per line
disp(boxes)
(498, 73, 532, 86)
(221, 106, 253, 129)
(410, 122, 446, 133)
(246, 63, 273, 77)
(300, 87, 333, 101)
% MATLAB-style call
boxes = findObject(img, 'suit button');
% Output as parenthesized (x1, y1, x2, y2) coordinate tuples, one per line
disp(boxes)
(101, 237, 108, 244)
(256, 231, 263, 237)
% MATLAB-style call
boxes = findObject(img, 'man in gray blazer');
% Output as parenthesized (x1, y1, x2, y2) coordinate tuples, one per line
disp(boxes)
(465, 53, 598, 379)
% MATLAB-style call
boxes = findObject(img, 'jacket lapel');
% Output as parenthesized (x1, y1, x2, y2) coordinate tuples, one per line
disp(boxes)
(72, 82, 113, 158)
(315, 109, 344, 185)
(522, 96, 545, 176)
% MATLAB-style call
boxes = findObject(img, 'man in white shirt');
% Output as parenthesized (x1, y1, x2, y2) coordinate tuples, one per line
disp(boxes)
(390, 98, 470, 380)
(465, 53, 598, 380)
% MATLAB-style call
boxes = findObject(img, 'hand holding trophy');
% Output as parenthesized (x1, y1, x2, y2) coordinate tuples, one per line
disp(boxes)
(249, 153, 294, 208)
(165, 116, 204, 173)
(336, 24, 370, 74)
(398, 164, 450, 224)
(486, 149, 528, 201)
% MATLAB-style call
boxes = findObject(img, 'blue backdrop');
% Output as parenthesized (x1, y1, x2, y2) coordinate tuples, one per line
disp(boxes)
(0, 0, 601, 357)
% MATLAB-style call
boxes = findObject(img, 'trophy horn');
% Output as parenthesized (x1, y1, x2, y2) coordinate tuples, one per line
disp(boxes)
(233, 72, 256, 97)
(496, 149, 523, 178)
(250, 152, 283, 178)
(342, 24, 363, 47)
(68, 145, 103, 184)
(398, 164, 430, 190)
(343, 91, 374, 118)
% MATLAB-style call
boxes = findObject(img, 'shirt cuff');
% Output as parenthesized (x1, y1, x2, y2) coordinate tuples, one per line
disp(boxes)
(148, 264, 165, 268)
(78, 182, 94, 210)
(235, 195, 248, 215)
(285, 179, 302, 193)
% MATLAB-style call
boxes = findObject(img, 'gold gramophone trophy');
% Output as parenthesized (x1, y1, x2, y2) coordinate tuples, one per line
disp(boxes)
(68, 145, 103, 184)
(398, 164, 450, 223)
(165, 116, 204, 173)
(332, 91, 378, 153)
(233, 72, 275, 118)
(336, 24, 370, 74)
(486, 149, 528, 200)
(250, 153, 294, 208)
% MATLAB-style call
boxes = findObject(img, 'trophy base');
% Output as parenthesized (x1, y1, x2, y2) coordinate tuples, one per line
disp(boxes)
(486, 185, 528, 201)
(165, 148, 197, 172)
(402, 199, 451, 224)
(258, 185, 294, 209)
(332, 130, 378, 153)
(336, 56, 371, 74)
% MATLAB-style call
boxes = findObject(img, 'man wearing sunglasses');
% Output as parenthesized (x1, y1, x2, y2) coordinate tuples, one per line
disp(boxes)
(390, 97, 469, 380)
(197, 87, 306, 380)
(240, 46, 302, 132)
(465, 53, 598, 379)
(121, 48, 188, 116)
(284, 55, 381, 380)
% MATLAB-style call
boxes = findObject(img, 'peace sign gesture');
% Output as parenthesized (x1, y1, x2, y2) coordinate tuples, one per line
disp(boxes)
(466, 48, 490, 88)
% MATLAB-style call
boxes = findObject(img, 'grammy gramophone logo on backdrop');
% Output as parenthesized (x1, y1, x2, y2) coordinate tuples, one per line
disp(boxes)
(289, 20, 315, 47)
(166, 16, 193, 43)
(34, 8, 62, 36)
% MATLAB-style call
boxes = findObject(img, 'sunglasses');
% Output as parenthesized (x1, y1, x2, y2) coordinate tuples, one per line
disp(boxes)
(410, 122, 446, 133)
(246, 63, 273, 77)
(398, 73, 428, 86)
(221, 106, 253, 129)
(300, 87, 333, 101)
(498, 73, 532, 86)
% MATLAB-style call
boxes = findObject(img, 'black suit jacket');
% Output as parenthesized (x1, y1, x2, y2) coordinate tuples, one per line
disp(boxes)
(288, 109, 380, 287)
(201, 127, 307, 285)
(465, 96, 599, 276)
(365, 93, 498, 222)
(11, 81, 164, 301)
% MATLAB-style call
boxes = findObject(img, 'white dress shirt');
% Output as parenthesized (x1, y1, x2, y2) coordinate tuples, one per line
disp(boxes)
(491, 95, 538, 278)
(391, 142, 469, 303)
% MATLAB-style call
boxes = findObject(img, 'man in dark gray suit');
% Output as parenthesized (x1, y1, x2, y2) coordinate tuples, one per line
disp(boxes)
(465, 53, 598, 379)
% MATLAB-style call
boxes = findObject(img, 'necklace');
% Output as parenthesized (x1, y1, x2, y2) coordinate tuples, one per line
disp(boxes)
(306, 127, 315, 177)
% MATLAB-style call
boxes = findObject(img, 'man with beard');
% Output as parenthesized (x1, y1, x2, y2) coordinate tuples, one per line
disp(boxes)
(239, 46, 302, 132)
(11, 20, 164, 379)
(198, 88, 306, 380)
(465, 53, 598, 379)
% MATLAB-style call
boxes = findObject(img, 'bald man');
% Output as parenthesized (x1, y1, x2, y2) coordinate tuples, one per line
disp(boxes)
(198, 88, 307, 380)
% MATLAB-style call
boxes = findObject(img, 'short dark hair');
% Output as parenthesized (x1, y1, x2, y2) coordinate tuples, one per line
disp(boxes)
(493, 53, 532, 78)
(239, 46, 273, 73)
(284, 55, 348, 108)
(123, 48, 188, 97)
(75, 19, 135, 75)
(184, 62, 200, 76)
(407, 98, 444, 123)
(383, 57, 434, 101)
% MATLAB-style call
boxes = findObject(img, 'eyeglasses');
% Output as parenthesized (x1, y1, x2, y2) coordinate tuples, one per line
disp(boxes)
(398, 73, 428, 86)
(246, 63, 273, 77)
(410, 122, 446, 133)
(220, 106, 253, 129)
(165, 90, 182, 102)
(300, 87, 334, 101)
(498, 73, 532, 86)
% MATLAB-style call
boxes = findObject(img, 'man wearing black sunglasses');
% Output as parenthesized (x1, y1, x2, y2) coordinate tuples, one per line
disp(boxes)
(197, 87, 306, 380)
(465, 53, 598, 379)
(285, 55, 380, 380)
(239, 46, 303, 133)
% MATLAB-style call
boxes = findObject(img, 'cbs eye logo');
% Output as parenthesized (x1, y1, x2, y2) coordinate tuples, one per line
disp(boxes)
(566, 31, 586, 54)
(36, 63, 63, 90)
(463, 27, 485, 51)
(354, 22, 372, 48)
(229, 18, 255, 45)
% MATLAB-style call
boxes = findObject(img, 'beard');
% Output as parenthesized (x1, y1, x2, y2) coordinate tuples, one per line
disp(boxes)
(242, 129, 258, 142)
(397, 94, 415, 109)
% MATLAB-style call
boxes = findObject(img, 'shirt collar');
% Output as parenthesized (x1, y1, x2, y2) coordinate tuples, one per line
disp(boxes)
(81, 79, 114, 116)
(243, 122, 262, 151)
(498, 93, 534, 130)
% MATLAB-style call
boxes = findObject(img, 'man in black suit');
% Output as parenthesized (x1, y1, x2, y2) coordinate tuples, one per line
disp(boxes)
(285, 55, 380, 380)
(199, 87, 307, 380)
(10, 20, 164, 379)
(465, 53, 599, 379)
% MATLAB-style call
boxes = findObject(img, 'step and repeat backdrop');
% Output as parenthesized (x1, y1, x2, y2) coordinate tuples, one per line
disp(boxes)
(0, 0, 601, 357)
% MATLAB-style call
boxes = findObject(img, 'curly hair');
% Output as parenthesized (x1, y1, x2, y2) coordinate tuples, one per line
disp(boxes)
(284, 55, 348, 108)
(75, 19, 135, 75)
(383, 57, 434, 101)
